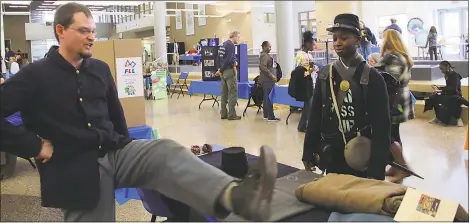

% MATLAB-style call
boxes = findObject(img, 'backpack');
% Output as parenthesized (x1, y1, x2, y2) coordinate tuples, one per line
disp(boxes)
(251, 76, 264, 106)
(275, 62, 282, 82)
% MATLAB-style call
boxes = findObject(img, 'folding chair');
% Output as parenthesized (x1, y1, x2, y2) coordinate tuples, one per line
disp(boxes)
(170, 72, 190, 99)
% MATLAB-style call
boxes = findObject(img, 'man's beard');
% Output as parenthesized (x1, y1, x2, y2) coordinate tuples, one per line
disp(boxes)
(79, 51, 92, 59)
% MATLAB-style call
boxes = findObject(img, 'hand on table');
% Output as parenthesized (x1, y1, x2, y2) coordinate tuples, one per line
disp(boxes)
(303, 160, 316, 171)
(215, 70, 221, 76)
(36, 138, 54, 163)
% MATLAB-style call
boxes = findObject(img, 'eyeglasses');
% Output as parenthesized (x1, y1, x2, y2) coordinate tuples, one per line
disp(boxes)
(70, 27, 97, 36)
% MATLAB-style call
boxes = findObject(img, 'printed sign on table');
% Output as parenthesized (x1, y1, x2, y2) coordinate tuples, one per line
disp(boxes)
(151, 69, 168, 100)
(394, 188, 460, 222)
(116, 57, 144, 98)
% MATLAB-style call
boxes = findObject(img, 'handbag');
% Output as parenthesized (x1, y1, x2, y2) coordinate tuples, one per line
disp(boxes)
(328, 65, 372, 172)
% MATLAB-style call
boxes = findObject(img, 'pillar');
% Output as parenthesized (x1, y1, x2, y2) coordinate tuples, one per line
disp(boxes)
(315, 1, 363, 41)
(274, 1, 294, 78)
(0, 3, 5, 57)
(153, 1, 167, 63)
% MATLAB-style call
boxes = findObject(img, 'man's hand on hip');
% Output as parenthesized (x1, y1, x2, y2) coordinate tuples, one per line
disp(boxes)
(36, 138, 54, 163)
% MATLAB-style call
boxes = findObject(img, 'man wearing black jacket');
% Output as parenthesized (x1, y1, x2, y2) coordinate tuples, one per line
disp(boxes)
(302, 14, 391, 180)
(0, 3, 277, 221)
(359, 21, 374, 61)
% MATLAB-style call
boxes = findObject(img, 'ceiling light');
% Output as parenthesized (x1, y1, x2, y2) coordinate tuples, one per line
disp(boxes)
(2, 1, 31, 5)
(51, 1, 146, 6)
(195, 15, 222, 18)
(216, 9, 249, 13)
(38, 5, 56, 8)
(167, 1, 218, 4)
(167, 8, 195, 12)
(7, 5, 28, 8)
(209, 2, 228, 6)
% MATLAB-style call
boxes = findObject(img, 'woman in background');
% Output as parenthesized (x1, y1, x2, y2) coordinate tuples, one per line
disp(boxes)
(375, 29, 415, 183)
(425, 26, 439, 60)
(292, 31, 316, 132)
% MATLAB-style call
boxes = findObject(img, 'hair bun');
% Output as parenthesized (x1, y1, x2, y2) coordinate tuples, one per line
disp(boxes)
(303, 31, 314, 40)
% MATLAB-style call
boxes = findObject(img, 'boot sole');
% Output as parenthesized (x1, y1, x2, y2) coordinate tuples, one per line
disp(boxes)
(250, 145, 277, 221)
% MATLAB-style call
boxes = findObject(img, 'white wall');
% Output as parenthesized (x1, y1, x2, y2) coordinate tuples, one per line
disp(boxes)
(361, 1, 468, 57)
(291, 1, 316, 50)
(249, 1, 315, 53)
(250, 1, 276, 53)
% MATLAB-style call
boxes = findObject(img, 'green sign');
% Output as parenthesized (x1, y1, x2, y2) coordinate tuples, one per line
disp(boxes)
(150, 69, 168, 100)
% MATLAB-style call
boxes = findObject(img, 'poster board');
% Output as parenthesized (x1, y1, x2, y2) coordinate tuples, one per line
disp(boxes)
(92, 39, 146, 127)
(151, 69, 168, 100)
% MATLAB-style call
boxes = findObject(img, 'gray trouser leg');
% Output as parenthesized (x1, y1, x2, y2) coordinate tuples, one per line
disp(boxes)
(222, 69, 238, 118)
(220, 75, 228, 117)
(63, 139, 234, 221)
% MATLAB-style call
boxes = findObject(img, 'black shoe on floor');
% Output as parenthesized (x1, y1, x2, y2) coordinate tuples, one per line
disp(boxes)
(230, 145, 277, 221)
(221, 116, 228, 120)
(228, 116, 242, 120)
(267, 117, 281, 122)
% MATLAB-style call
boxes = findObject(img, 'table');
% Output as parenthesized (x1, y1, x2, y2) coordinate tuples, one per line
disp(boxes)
(188, 80, 253, 109)
(179, 54, 202, 65)
(186, 149, 332, 222)
(268, 85, 304, 124)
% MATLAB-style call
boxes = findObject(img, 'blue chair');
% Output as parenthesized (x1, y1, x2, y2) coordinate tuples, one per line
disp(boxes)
(170, 72, 190, 99)
(166, 72, 174, 96)
(136, 188, 191, 222)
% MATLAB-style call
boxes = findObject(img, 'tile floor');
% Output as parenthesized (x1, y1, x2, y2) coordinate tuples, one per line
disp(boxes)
(1, 95, 468, 221)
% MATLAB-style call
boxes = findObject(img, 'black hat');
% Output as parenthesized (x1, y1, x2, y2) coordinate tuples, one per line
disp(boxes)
(326, 13, 361, 36)
(221, 147, 249, 179)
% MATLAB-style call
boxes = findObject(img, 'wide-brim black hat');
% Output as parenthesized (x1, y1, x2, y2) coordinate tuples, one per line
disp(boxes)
(221, 147, 249, 179)
(326, 13, 361, 36)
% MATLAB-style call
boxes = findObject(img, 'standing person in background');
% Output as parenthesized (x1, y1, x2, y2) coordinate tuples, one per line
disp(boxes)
(359, 21, 374, 61)
(172, 39, 179, 65)
(425, 26, 439, 60)
(216, 31, 242, 120)
(385, 18, 402, 34)
(4, 47, 15, 62)
(292, 31, 316, 132)
(0, 55, 5, 79)
(375, 29, 414, 183)
(259, 41, 280, 122)
(9, 57, 20, 76)
(303, 13, 391, 180)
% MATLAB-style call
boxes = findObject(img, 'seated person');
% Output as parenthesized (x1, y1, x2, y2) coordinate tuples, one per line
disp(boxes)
(426, 61, 468, 126)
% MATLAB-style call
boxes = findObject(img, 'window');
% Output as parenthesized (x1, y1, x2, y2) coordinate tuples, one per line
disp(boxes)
(264, 13, 275, 24)
(298, 11, 317, 44)
(438, 7, 468, 59)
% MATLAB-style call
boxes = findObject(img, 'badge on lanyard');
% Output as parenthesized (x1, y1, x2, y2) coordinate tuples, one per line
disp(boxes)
(340, 80, 350, 92)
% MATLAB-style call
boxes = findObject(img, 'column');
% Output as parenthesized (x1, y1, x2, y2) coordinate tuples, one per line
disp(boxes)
(274, 1, 294, 78)
(1, 3, 5, 57)
(153, 1, 167, 63)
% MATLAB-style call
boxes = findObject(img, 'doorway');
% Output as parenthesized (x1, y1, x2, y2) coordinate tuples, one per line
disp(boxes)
(438, 7, 468, 60)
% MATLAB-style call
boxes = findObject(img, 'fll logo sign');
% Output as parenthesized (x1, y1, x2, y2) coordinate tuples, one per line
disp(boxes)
(124, 60, 137, 74)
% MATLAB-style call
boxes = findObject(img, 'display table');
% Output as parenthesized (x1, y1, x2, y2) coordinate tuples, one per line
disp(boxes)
(269, 85, 304, 124)
(188, 80, 253, 109)
(179, 54, 202, 65)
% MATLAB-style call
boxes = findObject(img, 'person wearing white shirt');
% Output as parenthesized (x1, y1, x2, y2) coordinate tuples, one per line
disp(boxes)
(9, 57, 20, 76)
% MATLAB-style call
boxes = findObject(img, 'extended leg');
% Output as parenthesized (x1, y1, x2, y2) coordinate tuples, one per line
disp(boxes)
(110, 139, 277, 220)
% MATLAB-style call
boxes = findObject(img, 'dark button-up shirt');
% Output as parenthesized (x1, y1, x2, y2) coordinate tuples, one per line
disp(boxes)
(218, 40, 237, 71)
(0, 49, 131, 209)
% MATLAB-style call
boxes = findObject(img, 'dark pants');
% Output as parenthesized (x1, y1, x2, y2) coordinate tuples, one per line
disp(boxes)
(298, 97, 312, 131)
(429, 46, 438, 60)
(261, 82, 275, 119)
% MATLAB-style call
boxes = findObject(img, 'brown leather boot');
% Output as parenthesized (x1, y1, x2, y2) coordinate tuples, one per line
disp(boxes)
(387, 141, 411, 183)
